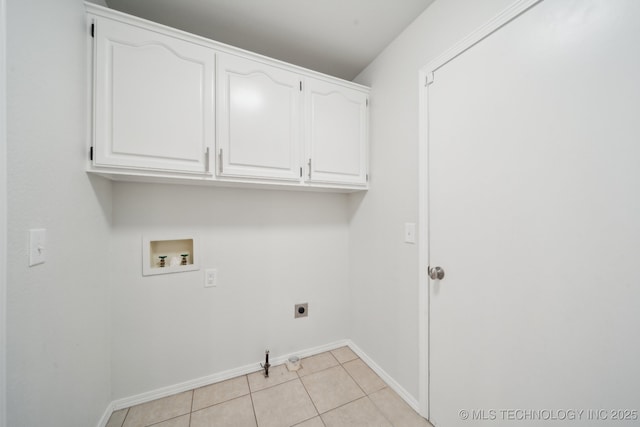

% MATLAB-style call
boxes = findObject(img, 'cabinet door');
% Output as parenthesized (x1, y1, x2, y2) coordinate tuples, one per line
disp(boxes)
(305, 79, 368, 186)
(93, 17, 214, 174)
(217, 53, 302, 181)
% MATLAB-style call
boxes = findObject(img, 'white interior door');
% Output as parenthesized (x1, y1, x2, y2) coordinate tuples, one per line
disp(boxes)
(426, 1, 640, 426)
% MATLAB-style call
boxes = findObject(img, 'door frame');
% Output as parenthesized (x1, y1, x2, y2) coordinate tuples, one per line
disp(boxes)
(416, 0, 542, 420)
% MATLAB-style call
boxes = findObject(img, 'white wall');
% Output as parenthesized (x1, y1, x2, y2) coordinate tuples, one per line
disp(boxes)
(0, 1, 7, 425)
(6, 0, 113, 425)
(349, 0, 513, 402)
(110, 183, 350, 399)
(3, 0, 542, 421)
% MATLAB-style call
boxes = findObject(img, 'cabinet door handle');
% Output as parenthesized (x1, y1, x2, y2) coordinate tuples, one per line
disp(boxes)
(219, 149, 223, 174)
(205, 147, 210, 172)
(308, 158, 312, 180)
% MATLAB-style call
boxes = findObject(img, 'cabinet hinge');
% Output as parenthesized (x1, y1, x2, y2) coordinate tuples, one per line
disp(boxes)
(89, 146, 94, 161)
(426, 71, 434, 86)
(91, 23, 95, 38)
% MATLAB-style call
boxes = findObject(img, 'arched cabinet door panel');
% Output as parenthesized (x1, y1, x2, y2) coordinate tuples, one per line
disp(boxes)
(305, 78, 368, 187)
(217, 53, 302, 181)
(93, 17, 214, 174)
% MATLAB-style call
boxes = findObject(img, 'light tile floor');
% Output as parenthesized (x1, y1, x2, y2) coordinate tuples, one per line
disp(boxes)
(106, 347, 434, 427)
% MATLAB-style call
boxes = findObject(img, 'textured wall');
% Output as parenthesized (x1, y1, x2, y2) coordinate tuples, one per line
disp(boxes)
(349, 0, 513, 403)
(1, 1, 7, 425)
(110, 183, 351, 399)
(6, 0, 112, 425)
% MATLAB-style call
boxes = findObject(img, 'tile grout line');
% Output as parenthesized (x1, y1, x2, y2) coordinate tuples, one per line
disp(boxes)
(114, 348, 411, 427)
(146, 392, 193, 427)
(251, 359, 330, 426)
(330, 347, 359, 366)
(248, 390, 259, 426)
(340, 353, 390, 397)
(338, 354, 397, 426)
(190, 387, 195, 413)
(318, 395, 372, 417)
(364, 393, 396, 427)
(248, 366, 300, 394)
(146, 413, 189, 427)
(296, 351, 341, 379)
(119, 408, 130, 427)
(296, 371, 324, 425)
(323, 347, 363, 426)
(333, 350, 372, 413)
(188, 388, 194, 427)
(246, 374, 260, 427)
(295, 354, 337, 421)
(327, 349, 395, 425)
(189, 375, 253, 414)
(340, 360, 369, 398)
(295, 351, 343, 418)
(192, 393, 253, 415)
(298, 351, 367, 418)
(290, 413, 327, 427)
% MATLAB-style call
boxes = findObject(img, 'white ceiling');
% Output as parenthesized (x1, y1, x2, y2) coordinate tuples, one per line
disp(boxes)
(104, 0, 435, 81)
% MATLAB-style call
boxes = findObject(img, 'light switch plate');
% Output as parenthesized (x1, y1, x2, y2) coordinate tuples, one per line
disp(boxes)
(29, 228, 46, 266)
(404, 223, 416, 244)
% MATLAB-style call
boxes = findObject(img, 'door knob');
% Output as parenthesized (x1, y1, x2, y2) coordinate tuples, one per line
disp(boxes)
(428, 266, 445, 280)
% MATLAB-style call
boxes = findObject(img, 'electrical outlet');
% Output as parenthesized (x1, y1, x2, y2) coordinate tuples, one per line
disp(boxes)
(294, 303, 308, 318)
(204, 268, 217, 287)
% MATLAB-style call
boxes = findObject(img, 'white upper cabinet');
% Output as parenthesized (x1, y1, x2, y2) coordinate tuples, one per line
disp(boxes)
(217, 53, 302, 181)
(305, 79, 368, 186)
(92, 16, 215, 174)
(87, 3, 369, 191)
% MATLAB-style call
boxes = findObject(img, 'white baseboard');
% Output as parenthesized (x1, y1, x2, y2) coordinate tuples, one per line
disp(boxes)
(98, 339, 349, 426)
(346, 340, 421, 413)
(96, 401, 114, 427)
(96, 338, 421, 426)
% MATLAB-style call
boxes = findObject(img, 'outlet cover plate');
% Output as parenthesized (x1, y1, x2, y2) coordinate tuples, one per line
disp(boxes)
(205, 268, 217, 287)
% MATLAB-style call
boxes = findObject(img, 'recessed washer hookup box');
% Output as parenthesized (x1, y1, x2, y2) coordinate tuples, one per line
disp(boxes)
(142, 235, 200, 276)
